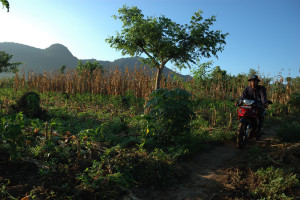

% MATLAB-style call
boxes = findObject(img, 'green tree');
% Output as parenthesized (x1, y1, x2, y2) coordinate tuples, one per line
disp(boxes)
(210, 66, 227, 80)
(292, 77, 300, 90)
(248, 68, 258, 77)
(191, 60, 213, 82)
(76, 60, 103, 76)
(106, 5, 228, 90)
(1, 0, 9, 12)
(0, 51, 21, 73)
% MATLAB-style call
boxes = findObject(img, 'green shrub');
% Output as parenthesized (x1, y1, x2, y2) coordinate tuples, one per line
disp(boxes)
(0, 112, 25, 160)
(288, 92, 300, 115)
(253, 166, 298, 199)
(0, 77, 14, 88)
(77, 159, 129, 199)
(276, 120, 300, 142)
(145, 88, 195, 144)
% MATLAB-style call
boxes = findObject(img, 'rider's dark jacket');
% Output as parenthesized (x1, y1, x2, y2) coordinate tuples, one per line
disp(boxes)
(241, 85, 267, 105)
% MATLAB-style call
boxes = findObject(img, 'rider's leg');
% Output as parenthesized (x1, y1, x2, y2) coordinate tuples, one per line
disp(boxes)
(257, 107, 265, 137)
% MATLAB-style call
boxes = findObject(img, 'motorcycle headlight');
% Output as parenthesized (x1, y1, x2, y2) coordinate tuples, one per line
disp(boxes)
(243, 99, 255, 105)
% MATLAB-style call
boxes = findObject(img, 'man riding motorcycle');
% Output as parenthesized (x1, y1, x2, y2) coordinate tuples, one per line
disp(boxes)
(236, 75, 267, 139)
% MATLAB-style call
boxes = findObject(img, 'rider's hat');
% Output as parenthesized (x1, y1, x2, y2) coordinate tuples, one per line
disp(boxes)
(248, 74, 260, 82)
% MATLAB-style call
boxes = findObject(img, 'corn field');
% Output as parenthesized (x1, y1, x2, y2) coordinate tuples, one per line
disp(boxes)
(13, 67, 299, 108)
(14, 67, 188, 99)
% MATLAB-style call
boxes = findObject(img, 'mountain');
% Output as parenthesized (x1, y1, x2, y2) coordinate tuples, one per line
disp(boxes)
(0, 42, 191, 79)
(0, 42, 78, 76)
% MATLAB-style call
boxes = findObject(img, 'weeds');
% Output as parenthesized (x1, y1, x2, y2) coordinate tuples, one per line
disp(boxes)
(0, 112, 25, 160)
(253, 166, 298, 199)
(0, 179, 17, 200)
(277, 120, 300, 142)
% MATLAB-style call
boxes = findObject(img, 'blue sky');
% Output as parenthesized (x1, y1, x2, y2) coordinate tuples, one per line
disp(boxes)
(0, 0, 299, 79)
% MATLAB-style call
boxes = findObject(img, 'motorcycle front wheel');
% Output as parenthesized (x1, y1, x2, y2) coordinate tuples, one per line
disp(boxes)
(237, 120, 250, 149)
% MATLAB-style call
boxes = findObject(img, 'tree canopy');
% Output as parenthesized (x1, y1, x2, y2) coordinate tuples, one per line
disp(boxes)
(1, 0, 9, 12)
(76, 60, 103, 76)
(0, 51, 21, 73)
(106, 5, 228, 89)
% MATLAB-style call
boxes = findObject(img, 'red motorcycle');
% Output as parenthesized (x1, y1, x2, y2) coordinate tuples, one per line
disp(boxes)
(235, 98, 272, 149)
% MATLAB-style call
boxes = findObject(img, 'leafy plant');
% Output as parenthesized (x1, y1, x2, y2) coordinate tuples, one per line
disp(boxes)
(145, 88, 195, 144)
(253, 166, 298, 199)
(0, 112, 25, 160)
(0, 179, 17, 200)
(78, 159, 129, 191)
(288, 92, 300, 115)
(276, 120, 300, 142)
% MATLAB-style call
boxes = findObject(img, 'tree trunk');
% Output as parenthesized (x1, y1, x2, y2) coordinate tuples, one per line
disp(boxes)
(155, 65, 164, 90)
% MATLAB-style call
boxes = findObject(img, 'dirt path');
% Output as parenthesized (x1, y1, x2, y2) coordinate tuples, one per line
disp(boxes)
(127, 127, 278, 200)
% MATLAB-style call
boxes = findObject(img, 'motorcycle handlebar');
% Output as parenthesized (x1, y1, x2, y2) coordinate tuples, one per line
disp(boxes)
(233, 99, 273, 107)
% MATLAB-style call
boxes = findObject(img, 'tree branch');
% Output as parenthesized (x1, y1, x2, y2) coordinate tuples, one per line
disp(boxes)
(140, 46, 160, 67)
